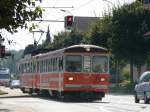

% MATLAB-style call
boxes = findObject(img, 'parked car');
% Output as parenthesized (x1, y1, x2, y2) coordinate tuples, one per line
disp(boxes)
(134, 71, 150, 104)
(10, 80, 20, 89)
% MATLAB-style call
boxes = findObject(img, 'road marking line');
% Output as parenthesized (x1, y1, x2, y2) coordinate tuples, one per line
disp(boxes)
(99, 106, 112, 112)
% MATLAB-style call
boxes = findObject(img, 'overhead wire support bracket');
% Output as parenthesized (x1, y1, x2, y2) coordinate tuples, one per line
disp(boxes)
(32, 20, 64, 22)
(28, 6, 74, 9)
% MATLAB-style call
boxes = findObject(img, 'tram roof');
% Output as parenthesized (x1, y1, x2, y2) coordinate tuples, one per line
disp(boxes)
(22, 44, 108, 61)
(37, 44, 107, 56)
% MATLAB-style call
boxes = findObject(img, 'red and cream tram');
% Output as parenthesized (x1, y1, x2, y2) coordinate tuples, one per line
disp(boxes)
(19, 44, 110, 101)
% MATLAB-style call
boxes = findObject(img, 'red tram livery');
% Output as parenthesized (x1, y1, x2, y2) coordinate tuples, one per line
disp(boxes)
(19, 44, 110, 101)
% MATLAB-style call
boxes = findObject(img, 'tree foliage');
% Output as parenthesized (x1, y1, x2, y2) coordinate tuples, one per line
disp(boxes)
(84, 1, 150, 82)
(111, 2, 150, 62)
(52, 31, 84, 49)
(0, 0, 43, 33)
(85, 16, 112, 49)
(109, 1, 150, 82)
(0, 50, 24, 74)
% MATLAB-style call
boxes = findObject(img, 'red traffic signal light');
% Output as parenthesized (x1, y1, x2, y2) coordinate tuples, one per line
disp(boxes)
(67, 16, 73, 26)
(65, 16, 73, 29)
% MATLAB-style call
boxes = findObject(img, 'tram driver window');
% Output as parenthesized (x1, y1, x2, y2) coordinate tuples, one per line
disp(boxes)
(92, 56, 108, 73)
(66, 55, 82, 72)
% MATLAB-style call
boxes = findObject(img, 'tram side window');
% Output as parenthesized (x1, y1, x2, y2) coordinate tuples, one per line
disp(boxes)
(59, 57, 63, 71)
(66, 55, 82, 72)
(37, 61, 39, 73)
(30, 62, 32, 73)
(47, 59, 49, 72)
(49, 58, 52, 72)
(19, 64, 21, 73)
(92, 56, 108, 73)
(22, 64, 24, 73)
(46, 59, 48, 72)
(27, 63, 30, 73)
(24, 64, 26, 73)
(50, 58, 52, 72)
(40, 61, 43, 73)
(42, 61, 45, 73)
(31, 62, 35, 73)
(44, 60, 46, 72)
(45, 60, 47, 72)
(24, 63, 26, 73)
(53, 58, 58, 72)
(52, 58, 55, 72)
(19, 64, 22, 73)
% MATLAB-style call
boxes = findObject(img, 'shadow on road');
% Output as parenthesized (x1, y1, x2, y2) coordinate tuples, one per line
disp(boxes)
(0, 93, 110, 104)
(108, 92, 134, 96)
(37, 95, 110, 104)
(0, 95, 32, 99)
(0, 109, 10, 112)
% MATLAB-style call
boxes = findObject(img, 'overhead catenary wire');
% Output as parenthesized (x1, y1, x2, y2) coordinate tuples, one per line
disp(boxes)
(53, 0, 97, 21)
(53, 0, 59, 7)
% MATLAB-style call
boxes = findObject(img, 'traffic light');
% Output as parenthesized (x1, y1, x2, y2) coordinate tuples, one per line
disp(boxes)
(65, 16, 74, 29)
(0, 45, 5, 58)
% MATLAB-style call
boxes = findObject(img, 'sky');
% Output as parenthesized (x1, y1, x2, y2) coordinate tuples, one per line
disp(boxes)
(2, 0, 135, 51)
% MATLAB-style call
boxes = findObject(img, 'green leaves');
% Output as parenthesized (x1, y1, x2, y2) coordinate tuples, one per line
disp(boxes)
(0, 0, 42, 33)
(111, 1, 150, 62)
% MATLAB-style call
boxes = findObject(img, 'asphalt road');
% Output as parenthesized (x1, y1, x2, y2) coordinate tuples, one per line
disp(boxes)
(0, 86, 150, 112)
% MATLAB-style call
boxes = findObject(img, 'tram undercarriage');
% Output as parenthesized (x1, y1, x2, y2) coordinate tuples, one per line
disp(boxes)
(21, 87, 105, 101)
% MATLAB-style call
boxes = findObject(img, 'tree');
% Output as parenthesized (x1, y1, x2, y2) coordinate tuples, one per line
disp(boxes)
(0, 0, 43, 33)
(24, 44, 37, 55)
(52, 31, 84, 50)
(0, 50, 24, 74)
(85, 16, 112, 49)
(110, 1, 150, 82)
(46, 26, 51, 43)
(42, 25, 52, 48)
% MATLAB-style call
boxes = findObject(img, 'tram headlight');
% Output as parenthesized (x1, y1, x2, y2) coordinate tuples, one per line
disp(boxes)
(100, 78, 106, 82)
(68, 77, 74, 81)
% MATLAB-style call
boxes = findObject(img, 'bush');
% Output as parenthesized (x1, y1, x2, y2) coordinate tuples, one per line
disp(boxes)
(0, 90, 7, 95)
(123, 70, 130, 80)
(109, 81, 135, 94)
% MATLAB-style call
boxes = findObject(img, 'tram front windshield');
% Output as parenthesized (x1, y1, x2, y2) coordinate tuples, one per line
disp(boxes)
(66, 55, 82, 72)
(65, 55, 108, 73)
(92, 56, 108, 73)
